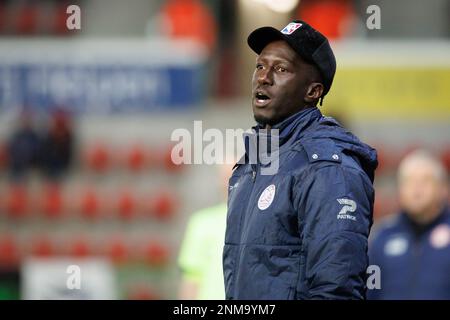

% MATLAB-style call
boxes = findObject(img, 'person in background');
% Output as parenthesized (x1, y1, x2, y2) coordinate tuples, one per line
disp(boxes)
(178, 162, 234, 299)
(368, 149, 450, 300)
(7, 111, 40, 181)
(39, 109, 74, 180)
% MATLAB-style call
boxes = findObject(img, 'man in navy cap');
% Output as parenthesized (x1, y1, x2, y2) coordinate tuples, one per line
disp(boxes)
(223, 20, 378, 299)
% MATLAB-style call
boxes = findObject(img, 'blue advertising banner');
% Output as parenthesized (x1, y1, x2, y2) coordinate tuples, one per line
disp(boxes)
(0, 39, 207, 114)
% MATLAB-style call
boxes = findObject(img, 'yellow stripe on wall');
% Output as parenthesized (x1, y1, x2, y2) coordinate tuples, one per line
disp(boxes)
(323, 67, 450, 120)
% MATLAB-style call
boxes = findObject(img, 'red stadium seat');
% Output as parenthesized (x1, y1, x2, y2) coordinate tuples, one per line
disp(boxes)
(162, 144, 185, 173)
(0, 235, 19, 266)
(51, 4, 70, 35)
(149, 191, 177, 221)
(40, 184, 64, 219)
(79, 189, 101, 220)
(297, 0, 355, 40)
(5, 184, 29, 219)
(126, 285, 160, 300)
(144, 240, 169, 267)
(125, 145, 147, 172)
(84, 143, 111, 173)
(15, 3, 38, 35)
(30, 236, 54, 257)
(69, 238, 91, 258)
(106, 237, 128, 264)
(116, 191, 136, 220)
(159, 0, 217, 53)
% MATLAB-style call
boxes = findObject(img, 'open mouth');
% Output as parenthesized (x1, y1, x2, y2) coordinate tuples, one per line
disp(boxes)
(254, 91, 271, 106)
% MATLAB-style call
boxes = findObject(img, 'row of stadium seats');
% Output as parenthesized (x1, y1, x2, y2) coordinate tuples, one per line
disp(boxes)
(0, 2, 75, 35)
(0, 142, 184, 174)
(0, 184, 178, 221)
(82, 143, 185, 173)
(0, 234, 171, 267)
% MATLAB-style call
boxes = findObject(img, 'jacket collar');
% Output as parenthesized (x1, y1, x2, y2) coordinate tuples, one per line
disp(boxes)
(241, 106, 322, 165)
(271, 106, 322, 145)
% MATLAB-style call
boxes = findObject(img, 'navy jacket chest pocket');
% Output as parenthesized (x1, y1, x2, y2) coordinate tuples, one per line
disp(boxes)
(241, 174, 301, 245)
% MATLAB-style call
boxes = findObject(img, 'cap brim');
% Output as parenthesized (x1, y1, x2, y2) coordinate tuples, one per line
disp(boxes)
(247, 27, 291, 54)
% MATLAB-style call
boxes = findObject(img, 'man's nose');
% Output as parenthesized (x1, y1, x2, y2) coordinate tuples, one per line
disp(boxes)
(258, 68, 273, 86)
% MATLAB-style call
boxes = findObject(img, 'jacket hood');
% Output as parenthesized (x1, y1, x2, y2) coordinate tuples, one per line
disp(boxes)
(310, 115, 378, 181)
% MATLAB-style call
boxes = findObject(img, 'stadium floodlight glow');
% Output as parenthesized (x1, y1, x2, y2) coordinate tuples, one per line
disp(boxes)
(251, 0, 267, 4)
(265, 0, 299, 13)
(252, 0, 299, 13)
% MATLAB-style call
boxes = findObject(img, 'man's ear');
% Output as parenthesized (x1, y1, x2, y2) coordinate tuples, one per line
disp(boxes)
(304, 82, 324, 104)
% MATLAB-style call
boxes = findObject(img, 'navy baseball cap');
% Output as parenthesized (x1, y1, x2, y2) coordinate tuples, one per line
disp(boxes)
(247, 20, 336, 105)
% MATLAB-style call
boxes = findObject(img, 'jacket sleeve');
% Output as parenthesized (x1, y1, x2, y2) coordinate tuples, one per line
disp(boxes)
(294, 163, 374, 299)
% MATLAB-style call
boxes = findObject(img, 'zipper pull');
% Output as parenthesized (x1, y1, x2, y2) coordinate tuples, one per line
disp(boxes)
(252, 170, 256, 181)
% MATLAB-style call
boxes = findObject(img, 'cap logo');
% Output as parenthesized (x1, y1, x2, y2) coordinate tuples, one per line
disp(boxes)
(281, 22, 302, 35)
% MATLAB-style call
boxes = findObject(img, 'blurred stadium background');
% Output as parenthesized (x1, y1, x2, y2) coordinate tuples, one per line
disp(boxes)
(0, 0, 449, 299)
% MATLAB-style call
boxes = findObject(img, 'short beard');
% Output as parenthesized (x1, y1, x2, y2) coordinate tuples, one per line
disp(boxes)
(253, 114, 280, 127)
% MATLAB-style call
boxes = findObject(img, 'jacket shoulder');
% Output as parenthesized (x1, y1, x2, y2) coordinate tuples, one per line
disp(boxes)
(294, 138, 343, 165)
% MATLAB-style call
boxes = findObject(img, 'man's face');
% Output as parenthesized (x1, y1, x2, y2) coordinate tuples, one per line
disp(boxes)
(252, 40, 315, 127)
(398, 160, 447, 222)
